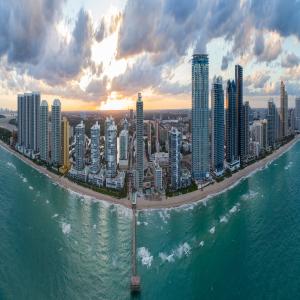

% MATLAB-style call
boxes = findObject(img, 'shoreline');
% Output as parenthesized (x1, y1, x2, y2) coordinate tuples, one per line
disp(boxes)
(0, 136, 299, 211)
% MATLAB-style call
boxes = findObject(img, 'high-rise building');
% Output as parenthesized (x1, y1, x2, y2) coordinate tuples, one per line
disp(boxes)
(225, 80, 238, 164)
(136, 92, 144, 189)
(105, 116, 114, 162)
(51, 99, 61, 166)
(169, 127, 182, 190)
(106, 119, 117, 178)
(17, 92, 40, 153)
(61, 117, 70, 172)
(192, 54, 209, 180)
(288, 108, 296, 134)
(74, 121, 85, 171)
(119, 129, 128, 161)
(17, 94, 25, 146)
(153, 161, 163, 191)
(267, 101, 277, 147)
(211, 76, 224, 175)
(17, 92, 40, 154)
(90, 121, 100, 174)
(39, 100, 49, 162)
(261, 119, 268, 149)
(242, 101, 250, 160)
(280, 81, 288, 138)
(155, 120, 160, 153)
(295, 98, 300, 130)
(235, 65, 245, 162)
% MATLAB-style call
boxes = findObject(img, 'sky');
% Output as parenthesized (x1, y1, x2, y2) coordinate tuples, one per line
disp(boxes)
(1, 0, 300, 111)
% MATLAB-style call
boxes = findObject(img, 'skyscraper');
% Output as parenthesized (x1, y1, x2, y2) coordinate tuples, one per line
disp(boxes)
(39, 100, 49, 162)
(169, 127, 182, 190)
(105, 116, 114, 162)
(61, 117, 70, 172)
(51, 99, 61, 166)
(106, 119, 117, 178)
(242, 101, 250, 159)
(211, 76, 224, 175)
(119, 129, 129, 161)
(295, 97, 300, 130)
(192, 54, 209, 180)
(136, 92, 144, 190)
(235, 65, 245, 162)
(75, 121, 85, 171)
(280, 81, 288, 138)
(225, 80, 238, 164)
(267, 101, 277, 147)
(90, 121, 100, 174)
(17, 92, 40, 154)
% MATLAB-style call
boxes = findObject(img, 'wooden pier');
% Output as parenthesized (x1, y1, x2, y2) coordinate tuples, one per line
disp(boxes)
(130, 192, 141, 293)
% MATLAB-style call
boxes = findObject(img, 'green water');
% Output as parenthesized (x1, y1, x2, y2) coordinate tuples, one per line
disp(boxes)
(1, 142, 300, 299)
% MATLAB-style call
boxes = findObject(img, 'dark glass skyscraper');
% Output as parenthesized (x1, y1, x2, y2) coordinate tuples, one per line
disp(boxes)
(225, 80, 238, 164)
(211, 76, 224, 175)
(192, 54, 209, 181)
(267, 100, 277, 147)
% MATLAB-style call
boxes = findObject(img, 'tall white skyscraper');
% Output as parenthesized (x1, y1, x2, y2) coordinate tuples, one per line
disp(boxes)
(105, 116, 114, 162)
(90, 121, 100, 174)
(75, 121, 85, 171)
(105, 118, 117, 178)
(169, 127, 182, 190)
(192, 54, 209, 180)
(119, 129, 129, 161)
(39, 100, 49, 162)
(295, 97, 300, 130)
(51, 99, 61, 166)
(136, 93, 144, 190)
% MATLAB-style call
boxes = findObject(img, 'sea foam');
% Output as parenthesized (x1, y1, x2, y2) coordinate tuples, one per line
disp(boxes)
(137, 247, 153, 268)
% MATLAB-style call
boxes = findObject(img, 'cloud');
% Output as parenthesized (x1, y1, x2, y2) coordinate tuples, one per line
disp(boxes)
(221, 53, 233, 71)
(245, 71, 271, 89)
(95, 12, 122, 43)
(281, 53, 300, 68)
(28, 8, 94, 85)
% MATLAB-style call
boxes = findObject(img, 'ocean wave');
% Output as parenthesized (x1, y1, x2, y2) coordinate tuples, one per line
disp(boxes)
(220, 215, 229, 223)
(61, 222, 71, 235)
(6, 161, 16, 170)
(29, 186, 34, 190)
(52, 214, 59, 219)
(241, 190, 259, 201)
(175, 242, 191, 258)
(209, 226, 216, 234)
(158, 210, 171, 224)
(137, 247, 153, 268)
(229, 203, 240, 214)
(159, 252, 175, 263)
(199, 241, 205, 247)
(46, 200, 50, 204)
(284, 162, 293, 170)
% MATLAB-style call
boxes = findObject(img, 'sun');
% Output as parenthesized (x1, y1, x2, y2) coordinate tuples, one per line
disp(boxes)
(99, 92, 134, 110)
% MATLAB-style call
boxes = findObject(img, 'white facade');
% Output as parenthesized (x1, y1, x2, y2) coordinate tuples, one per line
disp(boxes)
(106, 118, 117, 178)
(90, 121, 100, 174)
(39, 100, 49, 162)
(51, 99, 61, 166)
(75, 121, 85, 171)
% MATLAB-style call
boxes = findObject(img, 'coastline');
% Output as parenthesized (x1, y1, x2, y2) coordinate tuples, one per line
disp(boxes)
(0, 136, 299, 211)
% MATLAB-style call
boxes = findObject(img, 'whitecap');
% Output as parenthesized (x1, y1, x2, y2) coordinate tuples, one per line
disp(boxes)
(61, 222, 71, 235)
(229, 203, 240, 214)
(93, 224, 97, 229)
(175, 242, 191, 258)
(137, 247, 153, 268)
(241, 190, 259, 201)
(29, 186, 34, 190)
(220, 215, 228, 223)
(6, 162, 16, 169)
(209, 226, 215, 234)
(52, 214, 59, 219)
(159, 252, 175, 263)
(46, 200, 50, 204)
(199, 241, 205, 247)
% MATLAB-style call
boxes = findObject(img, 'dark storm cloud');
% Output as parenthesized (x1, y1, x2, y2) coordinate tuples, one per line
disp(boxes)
(29, 8, 94, 85)
(0, 0, 64, 64)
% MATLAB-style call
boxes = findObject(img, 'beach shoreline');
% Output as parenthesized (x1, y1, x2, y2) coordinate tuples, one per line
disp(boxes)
(0, 136, 299, 211)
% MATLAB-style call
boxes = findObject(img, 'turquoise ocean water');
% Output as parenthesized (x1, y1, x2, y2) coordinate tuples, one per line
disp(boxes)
(1, 141, 300, 299)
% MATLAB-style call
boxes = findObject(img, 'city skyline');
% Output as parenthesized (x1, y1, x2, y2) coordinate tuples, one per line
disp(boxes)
(1, 0, 300, 111)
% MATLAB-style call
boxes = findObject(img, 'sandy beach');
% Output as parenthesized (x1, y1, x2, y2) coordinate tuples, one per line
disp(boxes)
(0, 136, 299, 211)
